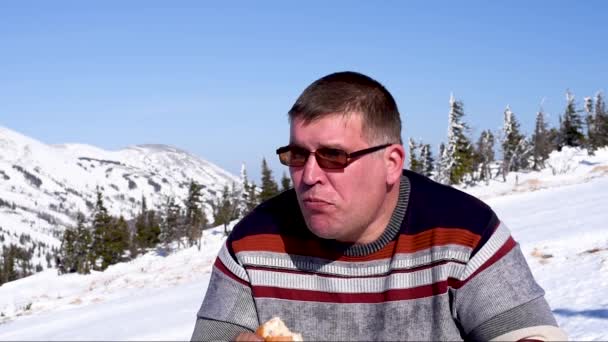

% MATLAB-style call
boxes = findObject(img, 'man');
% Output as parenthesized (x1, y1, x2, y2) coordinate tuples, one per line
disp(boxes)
(191, 71, 567, 341)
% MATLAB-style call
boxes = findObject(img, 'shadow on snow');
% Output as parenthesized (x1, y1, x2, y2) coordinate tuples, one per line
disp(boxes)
(554, 308, 608, 319)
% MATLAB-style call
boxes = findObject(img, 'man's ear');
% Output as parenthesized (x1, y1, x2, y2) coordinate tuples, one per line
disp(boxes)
(385, 144, 405, 185)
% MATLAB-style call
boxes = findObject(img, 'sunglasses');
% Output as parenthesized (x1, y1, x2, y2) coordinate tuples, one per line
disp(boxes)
(276, 143, 392, 169)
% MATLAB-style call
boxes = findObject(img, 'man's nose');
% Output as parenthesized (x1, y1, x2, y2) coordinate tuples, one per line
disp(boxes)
(302, 154, 324, 185)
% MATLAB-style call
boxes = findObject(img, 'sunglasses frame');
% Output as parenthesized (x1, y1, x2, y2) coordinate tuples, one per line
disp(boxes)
(276, 143, 392, 169)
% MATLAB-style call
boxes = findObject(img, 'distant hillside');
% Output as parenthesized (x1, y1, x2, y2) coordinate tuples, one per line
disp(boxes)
(0, 125, 241, 270)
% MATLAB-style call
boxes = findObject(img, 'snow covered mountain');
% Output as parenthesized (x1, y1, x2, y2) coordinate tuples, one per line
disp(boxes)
(0, 125, 241, 266)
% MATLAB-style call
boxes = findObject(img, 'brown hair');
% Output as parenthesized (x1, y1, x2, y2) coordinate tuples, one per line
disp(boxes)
(288, 71, 402, 144)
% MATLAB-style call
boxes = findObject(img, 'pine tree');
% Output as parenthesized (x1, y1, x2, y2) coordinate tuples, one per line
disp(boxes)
(584, 96, 596, 153)
(560, 90, 585, 148)
(1, 244, 33, 284)
(134, 196, 160, 252)
(134, 196, 148, 253)
(73, 212, 92, 274)
(419, 144, 434, 178)
(88, 190, 130, 270)
(593, 91, 608, 148)
(1, 245, 17, 284)
(184, 181, 206, 249)
(16, 246, 33, 279)
(58, 226, 77, 274)
(57, 213, 91, 274)
(147, 210, 161, 245)
(212, 183, 241, 236)
(101, 216, 130, 269)
(501, 106, 528, 178)
(160, 196, 181, 247)
(240, 164, 258, 216)
(475, 130, 495, 184)
(435, 142, 449, 184)
(444, 95, 475, 185)
(259, 158, 279, 202)
(280, 172, 291, 192)
(2, 245, 15, 283)
(531, 108, 551, 170)
(90, 188, 114, 271)
(408, 139, 422, 173)
(244, 181, 258, 215)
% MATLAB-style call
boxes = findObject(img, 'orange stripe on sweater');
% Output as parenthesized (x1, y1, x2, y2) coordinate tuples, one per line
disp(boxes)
(232, 227, 481, 262)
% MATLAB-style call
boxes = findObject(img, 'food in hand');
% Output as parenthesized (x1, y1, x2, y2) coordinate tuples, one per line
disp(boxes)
(256, 317, 303, 341)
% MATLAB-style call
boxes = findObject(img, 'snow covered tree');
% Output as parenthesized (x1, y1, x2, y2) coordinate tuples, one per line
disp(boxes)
(531, 108, 551, 170)
(259, 158, 279, 202)
(408, 138, 422, 173)
(240, 164, 258, 216)
(584, 96, 597, 154)
(475, 130, 495, 184)
(501, 106, 529, 177)
(435, 143, 449, 184)
(592, 91, 608, 148)
(444, 95, 475, 185)
(560, 90, 585, 148)
(244, 181, 259, 214)
(419, 143, 434, 178)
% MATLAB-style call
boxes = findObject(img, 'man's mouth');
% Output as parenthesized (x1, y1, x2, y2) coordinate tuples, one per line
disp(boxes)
(302, 197, 332, 211)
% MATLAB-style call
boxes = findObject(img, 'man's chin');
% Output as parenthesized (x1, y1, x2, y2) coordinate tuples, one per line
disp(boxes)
(304, 219, 339, 240)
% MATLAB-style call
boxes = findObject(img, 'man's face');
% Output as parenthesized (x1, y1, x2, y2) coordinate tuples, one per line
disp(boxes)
(289, 113, 390, 243)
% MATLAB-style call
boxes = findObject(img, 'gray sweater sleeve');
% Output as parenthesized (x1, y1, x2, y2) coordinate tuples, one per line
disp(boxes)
(191, 318, 252, 341)
(190, 244, 259, 341)
(453, 223, 560, 341)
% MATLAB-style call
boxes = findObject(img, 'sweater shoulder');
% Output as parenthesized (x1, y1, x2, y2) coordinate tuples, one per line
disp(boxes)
(403, 170, 499, 237)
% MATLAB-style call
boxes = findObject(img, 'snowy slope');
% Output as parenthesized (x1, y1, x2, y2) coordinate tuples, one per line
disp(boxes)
(0, 125, 241, 268)
(0, 148, 607, 340)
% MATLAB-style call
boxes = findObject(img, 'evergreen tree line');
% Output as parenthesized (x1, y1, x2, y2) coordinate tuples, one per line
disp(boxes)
(409, 91, 608, 185)
(0, 230, 52, 286)
(0, 244, 39, 286)
(57, 158, 291, 275)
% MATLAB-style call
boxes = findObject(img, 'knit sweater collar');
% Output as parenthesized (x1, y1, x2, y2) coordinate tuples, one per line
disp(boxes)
(322, 174, 411, 257)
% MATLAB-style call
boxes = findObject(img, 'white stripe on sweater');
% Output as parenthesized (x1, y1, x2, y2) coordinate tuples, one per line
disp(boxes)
(248, 261, 466, 293)
(238, 244, 472, 277)
(459, 221, 511, 280)
(218, 242, 250, 282)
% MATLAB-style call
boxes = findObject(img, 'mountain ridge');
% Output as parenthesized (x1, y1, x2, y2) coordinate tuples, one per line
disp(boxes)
(0, 124, 241, 268)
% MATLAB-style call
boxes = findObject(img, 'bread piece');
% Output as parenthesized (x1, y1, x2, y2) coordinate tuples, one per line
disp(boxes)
(256, 317, 303, 341)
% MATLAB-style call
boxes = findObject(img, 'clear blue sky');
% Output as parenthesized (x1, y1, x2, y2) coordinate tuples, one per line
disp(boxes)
(1, 1, 607, 183)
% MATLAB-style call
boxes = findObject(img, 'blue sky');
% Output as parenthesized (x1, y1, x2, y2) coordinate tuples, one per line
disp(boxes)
(1, 1, 607, 182)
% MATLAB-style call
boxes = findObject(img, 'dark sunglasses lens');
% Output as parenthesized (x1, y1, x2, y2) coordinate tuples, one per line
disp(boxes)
(316, 148, 348, 169)
(279, 147, 308, 166)
(278, 152, 291, 166)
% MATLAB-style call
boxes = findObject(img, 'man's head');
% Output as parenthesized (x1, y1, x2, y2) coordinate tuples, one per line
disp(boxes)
(280, 71, 405, 244)
(288, 71, 402, 145)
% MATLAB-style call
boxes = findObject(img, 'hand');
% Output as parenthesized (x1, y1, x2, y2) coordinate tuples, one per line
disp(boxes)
(234, 332, 264, 341)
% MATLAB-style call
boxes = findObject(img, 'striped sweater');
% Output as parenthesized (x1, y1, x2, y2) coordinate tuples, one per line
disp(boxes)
(191, 170, 562, 341)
